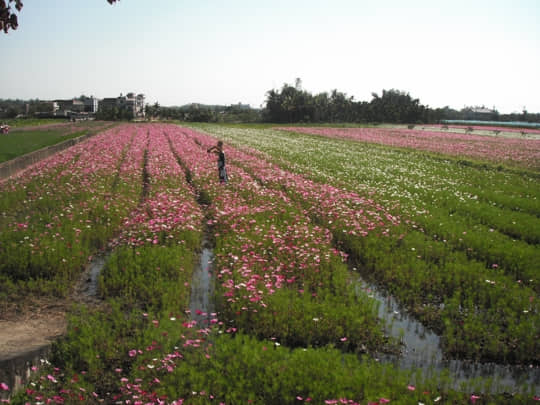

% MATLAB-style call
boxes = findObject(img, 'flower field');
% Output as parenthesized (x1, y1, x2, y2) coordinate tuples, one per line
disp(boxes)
(1, 123, 539, 404)
(277, 126, 540, 171)
(189, 123, 540, 364)
(427, 124, 540, 135)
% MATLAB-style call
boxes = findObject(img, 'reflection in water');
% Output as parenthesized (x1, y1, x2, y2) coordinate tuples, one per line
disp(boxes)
(190, 239, 215, 327)
(83, 254, 107, 297)
(355, 278, 540, 393)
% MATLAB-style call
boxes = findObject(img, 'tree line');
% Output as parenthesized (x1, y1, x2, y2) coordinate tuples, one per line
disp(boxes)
(146, 103, 261, 123)
(261, 79, 539, 124)
(264, 81, 426, 123)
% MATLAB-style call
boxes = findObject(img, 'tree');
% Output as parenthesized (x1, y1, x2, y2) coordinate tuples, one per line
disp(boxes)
(152, 101, 160, 118)
(1, 0, 118, 33)
(0, 0, 22, 33)
(368, 89, 426, 123)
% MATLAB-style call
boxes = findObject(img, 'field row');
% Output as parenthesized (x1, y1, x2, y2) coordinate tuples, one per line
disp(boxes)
(1, 123, 538, 404)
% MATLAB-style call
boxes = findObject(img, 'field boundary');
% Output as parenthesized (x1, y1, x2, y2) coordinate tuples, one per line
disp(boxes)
(0, 129, 103, 180)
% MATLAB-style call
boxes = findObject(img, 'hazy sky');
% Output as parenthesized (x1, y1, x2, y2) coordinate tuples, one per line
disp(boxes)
(1, 0, 539, 113)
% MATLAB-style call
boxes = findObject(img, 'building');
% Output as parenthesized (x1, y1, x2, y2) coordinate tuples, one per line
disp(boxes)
(99, 97, 118, 113)
(81, 96, 99, 113)
(57, 99, 84, 112)
(98, 93, 145, 118)
(463, 106, 498, 121)
(48, 99, 85, 117)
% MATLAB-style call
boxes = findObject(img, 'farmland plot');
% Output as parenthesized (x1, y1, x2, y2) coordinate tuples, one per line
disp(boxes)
(2, 123, 539, 404)
(189, 123, 540, 366)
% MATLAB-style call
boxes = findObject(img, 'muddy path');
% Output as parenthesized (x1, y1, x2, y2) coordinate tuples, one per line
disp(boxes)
(0, 252, 109, 401)
(0, 252, 108, 362)
(0, 301, 67, 362)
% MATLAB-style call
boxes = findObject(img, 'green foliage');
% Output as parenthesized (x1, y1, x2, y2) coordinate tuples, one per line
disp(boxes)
(263, 83, 428, 124)
(0, 129, 88, 163)
(0, 118, 69, 128)
(99, 245, 196, 312)
(0, 120, 114, 162)
(136, 333, 529, 404)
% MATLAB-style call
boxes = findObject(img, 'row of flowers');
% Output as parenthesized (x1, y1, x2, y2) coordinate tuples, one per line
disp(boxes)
(109, 128, 202, 249)
(276, 126, 540, 171)
(6, 124, 206, 404)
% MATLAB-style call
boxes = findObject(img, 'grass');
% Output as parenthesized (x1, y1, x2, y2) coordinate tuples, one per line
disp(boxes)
(1, 118, 69, 128)
(0, 120, 115, 163)
(0, 129, 88, 163)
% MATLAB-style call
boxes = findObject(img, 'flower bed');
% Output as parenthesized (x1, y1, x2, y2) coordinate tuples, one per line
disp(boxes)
(277, 126, 540, 171)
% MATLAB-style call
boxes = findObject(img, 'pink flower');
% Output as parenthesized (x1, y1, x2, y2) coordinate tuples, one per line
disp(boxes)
(129, 349, 137, 357)
(0, 382, 9, 391)
(379, 399, 390, 404)
(407, 385, 415, 391)
(470, 394, 481, 403)
(340, 337, 348, 342)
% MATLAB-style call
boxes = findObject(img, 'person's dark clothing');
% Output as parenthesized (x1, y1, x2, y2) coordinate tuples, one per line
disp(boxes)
(218, 151, 227, 183)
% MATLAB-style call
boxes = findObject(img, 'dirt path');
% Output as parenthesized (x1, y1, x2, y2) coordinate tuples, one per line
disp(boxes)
(0, 256, 105, 362)
(0, 302, 67, 361)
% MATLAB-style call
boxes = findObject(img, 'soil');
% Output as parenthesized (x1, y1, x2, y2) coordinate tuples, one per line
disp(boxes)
(0, 298, 68, 362)
(0, 258, 104, 362)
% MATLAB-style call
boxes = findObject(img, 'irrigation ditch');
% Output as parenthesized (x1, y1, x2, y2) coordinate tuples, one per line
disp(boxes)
(354, 275, 540, 392)
(189, 234, 216, 327)
(166, 131, 217, 328)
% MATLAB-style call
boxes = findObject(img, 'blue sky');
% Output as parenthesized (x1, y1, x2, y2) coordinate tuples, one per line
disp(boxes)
(1, 0, 539, 113)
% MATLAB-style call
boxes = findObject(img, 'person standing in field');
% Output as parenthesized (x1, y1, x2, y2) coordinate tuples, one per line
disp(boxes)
(207, 140, 228, 184)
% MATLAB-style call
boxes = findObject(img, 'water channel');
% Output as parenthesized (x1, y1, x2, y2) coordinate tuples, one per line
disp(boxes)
(189, 237, 215, 327)
(354, 276, 540, 393)
(81, 254, 107, 297)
